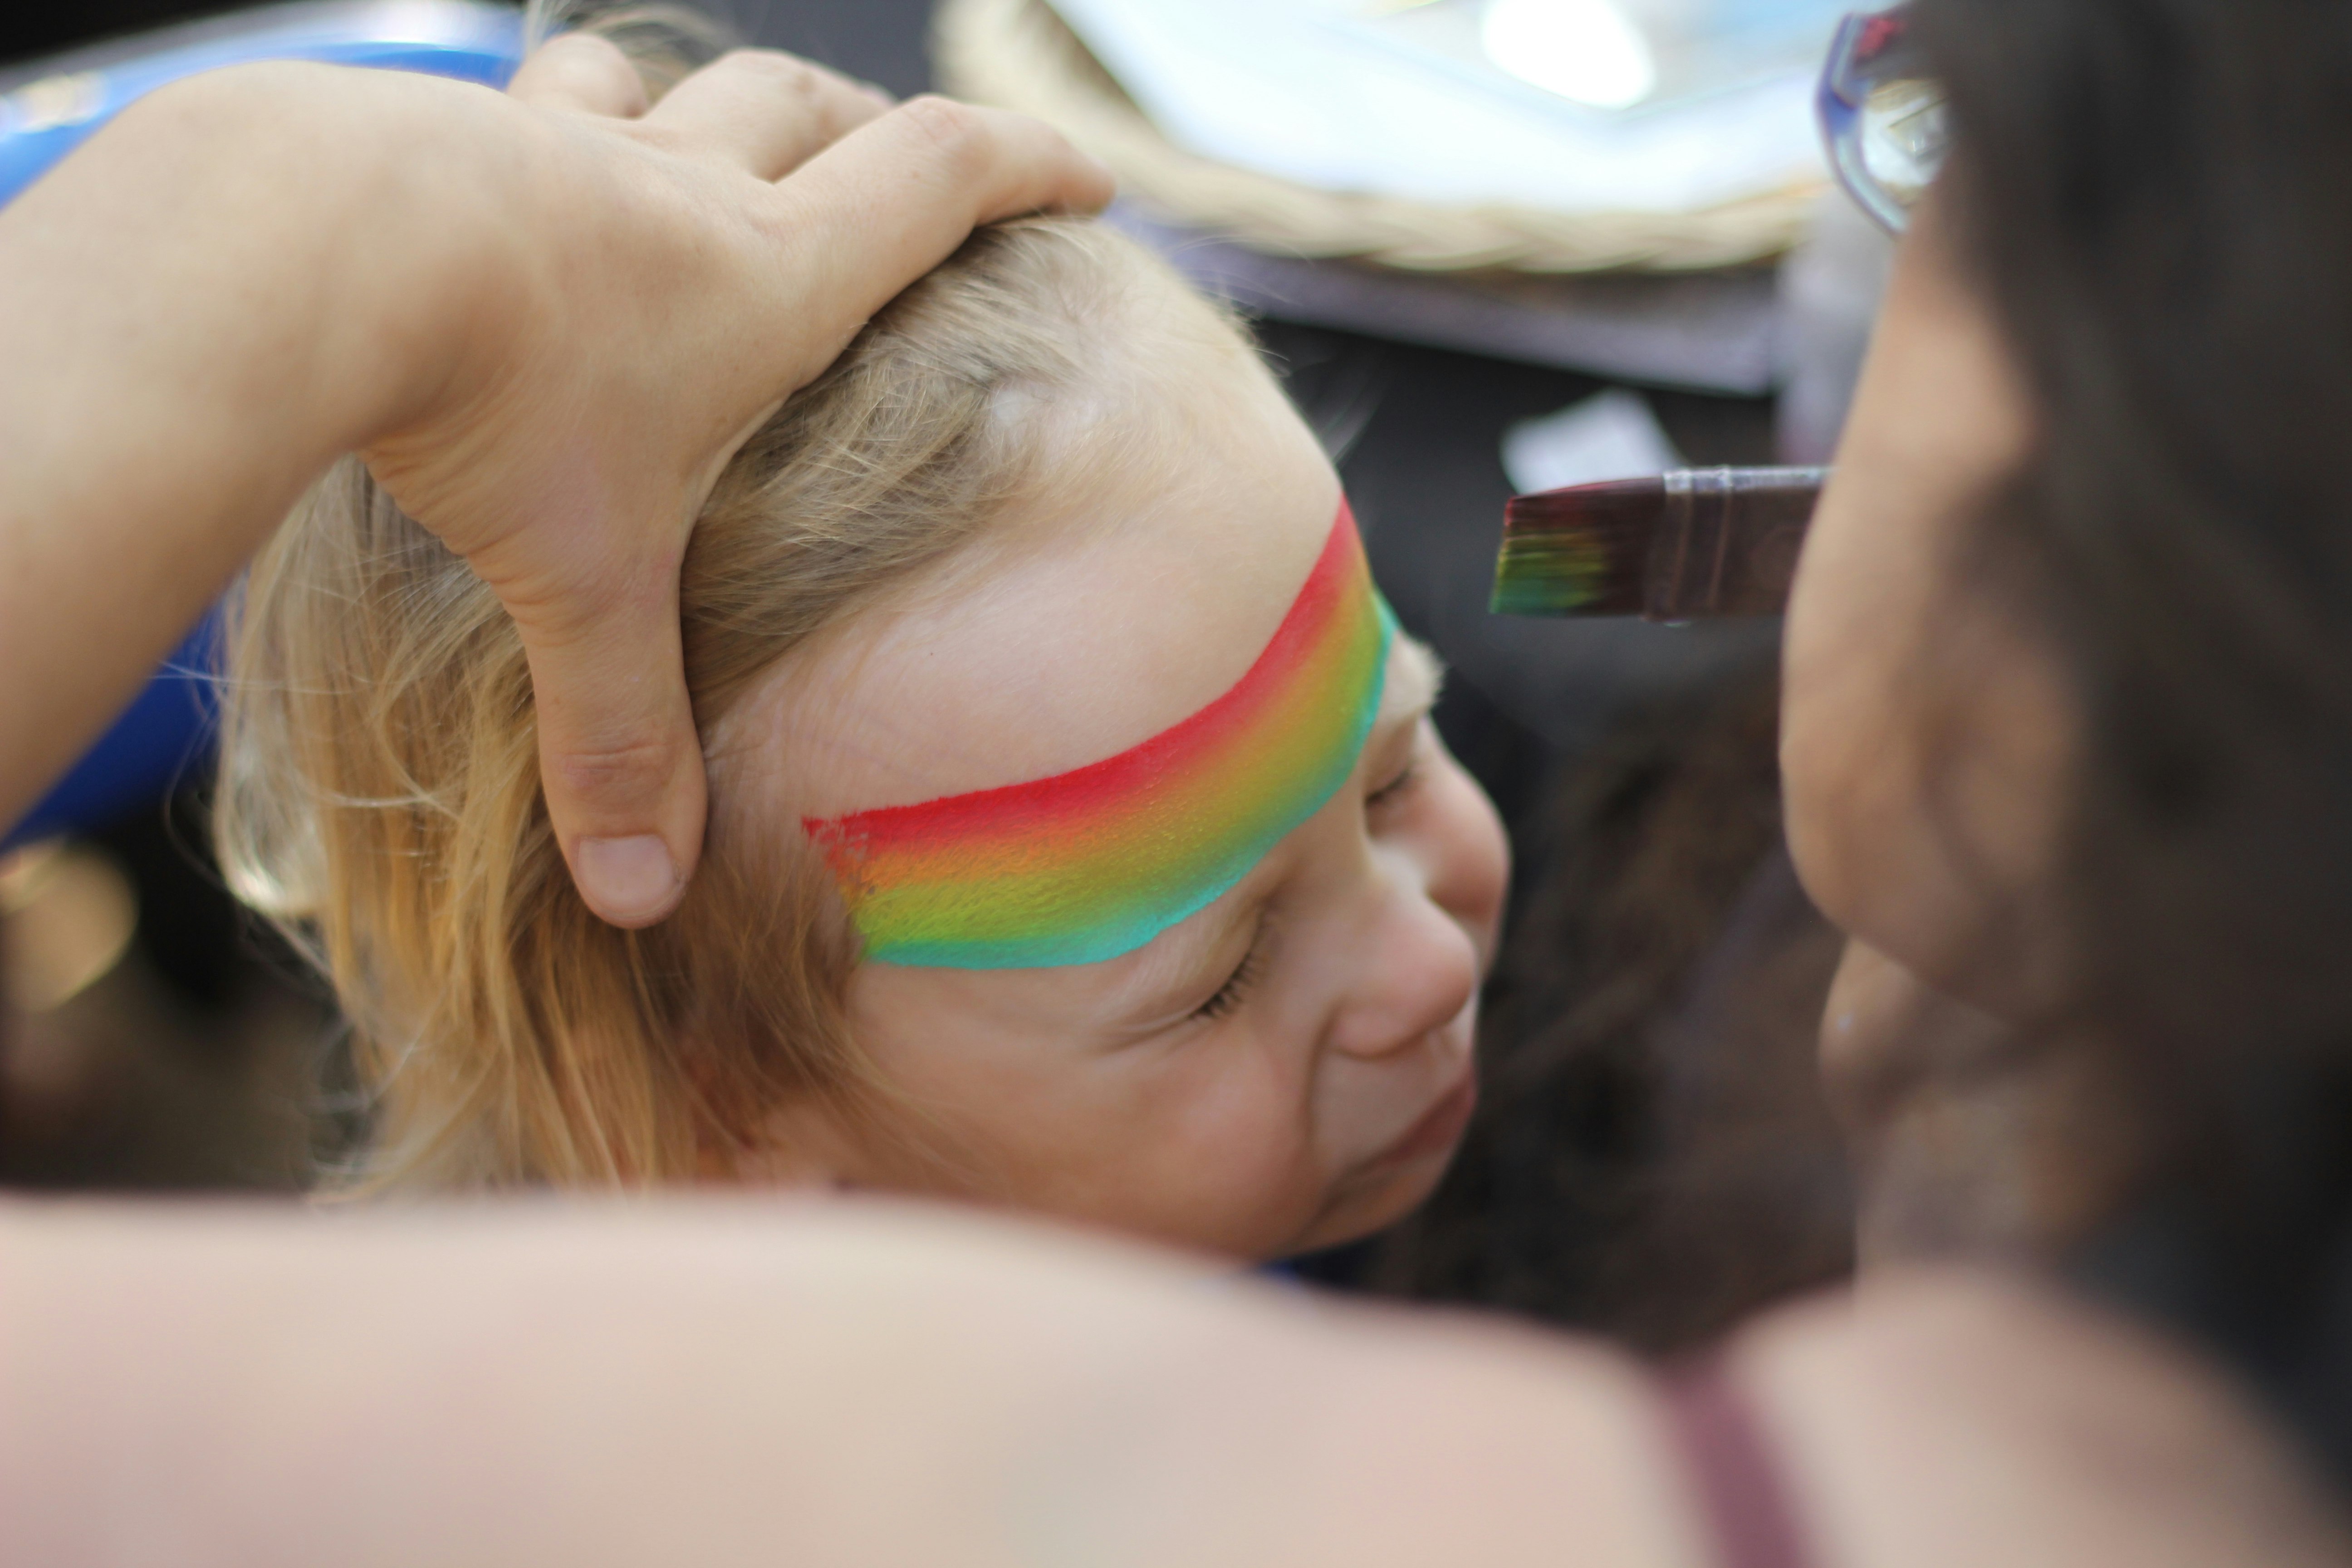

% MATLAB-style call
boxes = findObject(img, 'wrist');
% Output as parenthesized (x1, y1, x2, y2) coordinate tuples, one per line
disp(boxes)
(0, 61, 539, 828)
(97, 62, 526, 462)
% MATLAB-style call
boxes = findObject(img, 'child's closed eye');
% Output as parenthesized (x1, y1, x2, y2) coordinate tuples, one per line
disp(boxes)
(1367, 759, 1421, 809)
(1193, 927, 1270, 1023)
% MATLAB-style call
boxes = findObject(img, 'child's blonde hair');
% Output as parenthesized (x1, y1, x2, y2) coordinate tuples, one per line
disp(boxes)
(217, 110, 1250, 1189)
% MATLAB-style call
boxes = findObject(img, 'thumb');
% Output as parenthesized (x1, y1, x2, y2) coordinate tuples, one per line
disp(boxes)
(515, 574, 707, 928)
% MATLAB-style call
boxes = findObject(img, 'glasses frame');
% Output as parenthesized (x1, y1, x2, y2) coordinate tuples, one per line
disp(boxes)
(1818, 4, 1935, 235)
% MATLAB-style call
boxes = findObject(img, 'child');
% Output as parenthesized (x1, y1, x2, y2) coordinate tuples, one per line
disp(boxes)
(218, 145, 1508, 1260)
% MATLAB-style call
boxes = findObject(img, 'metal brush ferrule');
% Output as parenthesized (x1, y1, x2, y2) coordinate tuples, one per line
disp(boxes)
(1645, 467, 1828, 622)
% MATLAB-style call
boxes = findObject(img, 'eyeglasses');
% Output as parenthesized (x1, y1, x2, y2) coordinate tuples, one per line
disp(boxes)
(1818, 4, 1949, 234)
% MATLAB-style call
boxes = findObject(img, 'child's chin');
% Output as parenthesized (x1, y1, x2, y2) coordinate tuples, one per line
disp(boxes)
(1279, 1154, 1459, 1260)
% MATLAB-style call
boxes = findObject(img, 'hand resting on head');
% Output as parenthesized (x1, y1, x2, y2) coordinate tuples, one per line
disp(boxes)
(0, 39, 1112, 923)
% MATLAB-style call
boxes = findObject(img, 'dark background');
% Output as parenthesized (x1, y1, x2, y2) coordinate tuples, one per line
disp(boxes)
(4, 0, 944, 88)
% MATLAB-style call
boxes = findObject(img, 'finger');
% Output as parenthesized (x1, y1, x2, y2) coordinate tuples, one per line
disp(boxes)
(507, 33, 650, 119)
(639, 49, 892, 180)
(764, 97, 1116, 349)
(509, 568, 707, 928)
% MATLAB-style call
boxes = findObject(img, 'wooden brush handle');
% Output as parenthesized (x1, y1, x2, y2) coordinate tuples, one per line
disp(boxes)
(1646, 467, 1827, 621)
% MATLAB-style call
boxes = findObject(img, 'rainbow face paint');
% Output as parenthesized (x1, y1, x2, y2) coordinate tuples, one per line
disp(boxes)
(804, 500, 1396, 970)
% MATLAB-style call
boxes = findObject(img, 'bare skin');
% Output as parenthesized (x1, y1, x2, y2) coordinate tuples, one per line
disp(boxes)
(1780, 200, 2079, 1019)
(1819, 937, 2154, 1263)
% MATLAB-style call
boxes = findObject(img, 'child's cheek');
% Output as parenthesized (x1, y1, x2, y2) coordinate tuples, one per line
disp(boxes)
(1150, 1041, 1321, 1226)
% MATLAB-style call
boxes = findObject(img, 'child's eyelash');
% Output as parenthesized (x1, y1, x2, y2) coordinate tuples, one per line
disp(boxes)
(1194, 935, 1269, 1024)
(1367, 760, 1421, 808)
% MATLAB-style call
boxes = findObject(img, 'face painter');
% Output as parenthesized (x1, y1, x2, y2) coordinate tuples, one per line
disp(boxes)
(805, 499, 1399, 970)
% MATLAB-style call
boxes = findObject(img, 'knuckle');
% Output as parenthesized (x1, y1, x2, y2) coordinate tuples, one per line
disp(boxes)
(895, 95, 990, 170)
(716, 47, 817, 91)
(525, 34, 639, 91)
(499, 581, 625, 647)
(540, 31, 628, 67)
(547, 732, 681, 801)
(505, 543, 681, 626)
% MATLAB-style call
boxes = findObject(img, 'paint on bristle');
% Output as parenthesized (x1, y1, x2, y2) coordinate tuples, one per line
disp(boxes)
(1490, 479, 1665, 618)
(1491, 528, 1614, 615)
(804, 499, 1395, 970)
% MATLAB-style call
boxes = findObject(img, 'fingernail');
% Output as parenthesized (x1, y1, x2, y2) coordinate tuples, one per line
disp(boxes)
(578, 835, 679, 923)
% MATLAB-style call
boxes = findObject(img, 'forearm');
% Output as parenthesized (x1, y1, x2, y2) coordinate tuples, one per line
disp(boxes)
(0, 1197, 1636, 1567)
(0, 64, 508, 828)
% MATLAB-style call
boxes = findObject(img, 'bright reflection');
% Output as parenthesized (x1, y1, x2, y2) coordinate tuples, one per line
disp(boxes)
(1480, 0, 1659, 110)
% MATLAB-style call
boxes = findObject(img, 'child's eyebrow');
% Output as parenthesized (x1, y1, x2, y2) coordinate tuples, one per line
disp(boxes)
(1377, 634, 1446, 730)
(1108, 636, 1446, 1033)
(1101, 887, 1267, 1036)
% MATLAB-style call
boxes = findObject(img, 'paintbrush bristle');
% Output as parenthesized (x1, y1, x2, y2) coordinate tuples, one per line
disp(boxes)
(1491, 478, 1667, 617)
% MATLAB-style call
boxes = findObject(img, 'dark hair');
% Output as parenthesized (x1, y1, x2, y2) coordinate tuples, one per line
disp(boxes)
(1343, 666, 1857, 1354)
(1919, 0, 2352, 1475)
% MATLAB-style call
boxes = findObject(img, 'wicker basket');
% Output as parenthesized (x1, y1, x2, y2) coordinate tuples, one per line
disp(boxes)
(933, 0, 1826, 274)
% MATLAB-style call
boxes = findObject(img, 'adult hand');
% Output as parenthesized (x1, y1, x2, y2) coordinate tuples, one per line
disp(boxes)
(0, 44, 1109, 925)
(368, 38, 1114, 925)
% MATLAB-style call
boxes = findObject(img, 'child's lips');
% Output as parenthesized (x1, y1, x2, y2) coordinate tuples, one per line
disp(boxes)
(1368, 1065, 1479, 1171)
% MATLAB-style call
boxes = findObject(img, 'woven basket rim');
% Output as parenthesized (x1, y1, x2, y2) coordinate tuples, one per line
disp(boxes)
(933, 0, 1825, 275)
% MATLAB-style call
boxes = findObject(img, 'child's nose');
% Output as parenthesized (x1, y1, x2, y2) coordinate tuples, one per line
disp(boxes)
(1326, 882, 1481, 1060)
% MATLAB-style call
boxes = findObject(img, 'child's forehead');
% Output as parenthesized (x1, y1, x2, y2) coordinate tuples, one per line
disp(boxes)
(720, 391, 1343, 827)
(983, 303, 1293, 551)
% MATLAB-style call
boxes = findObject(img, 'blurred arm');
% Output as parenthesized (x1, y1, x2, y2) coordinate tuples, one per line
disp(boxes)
(0, 1197, 1654, 1567)
(0, 65, 464, 838)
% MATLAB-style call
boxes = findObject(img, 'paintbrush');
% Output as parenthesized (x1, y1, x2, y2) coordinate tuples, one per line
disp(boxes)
(1491, 466, 1827, 621)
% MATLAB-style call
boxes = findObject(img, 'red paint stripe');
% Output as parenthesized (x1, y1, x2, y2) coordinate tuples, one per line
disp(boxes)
(809, 500, 1363, 857)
